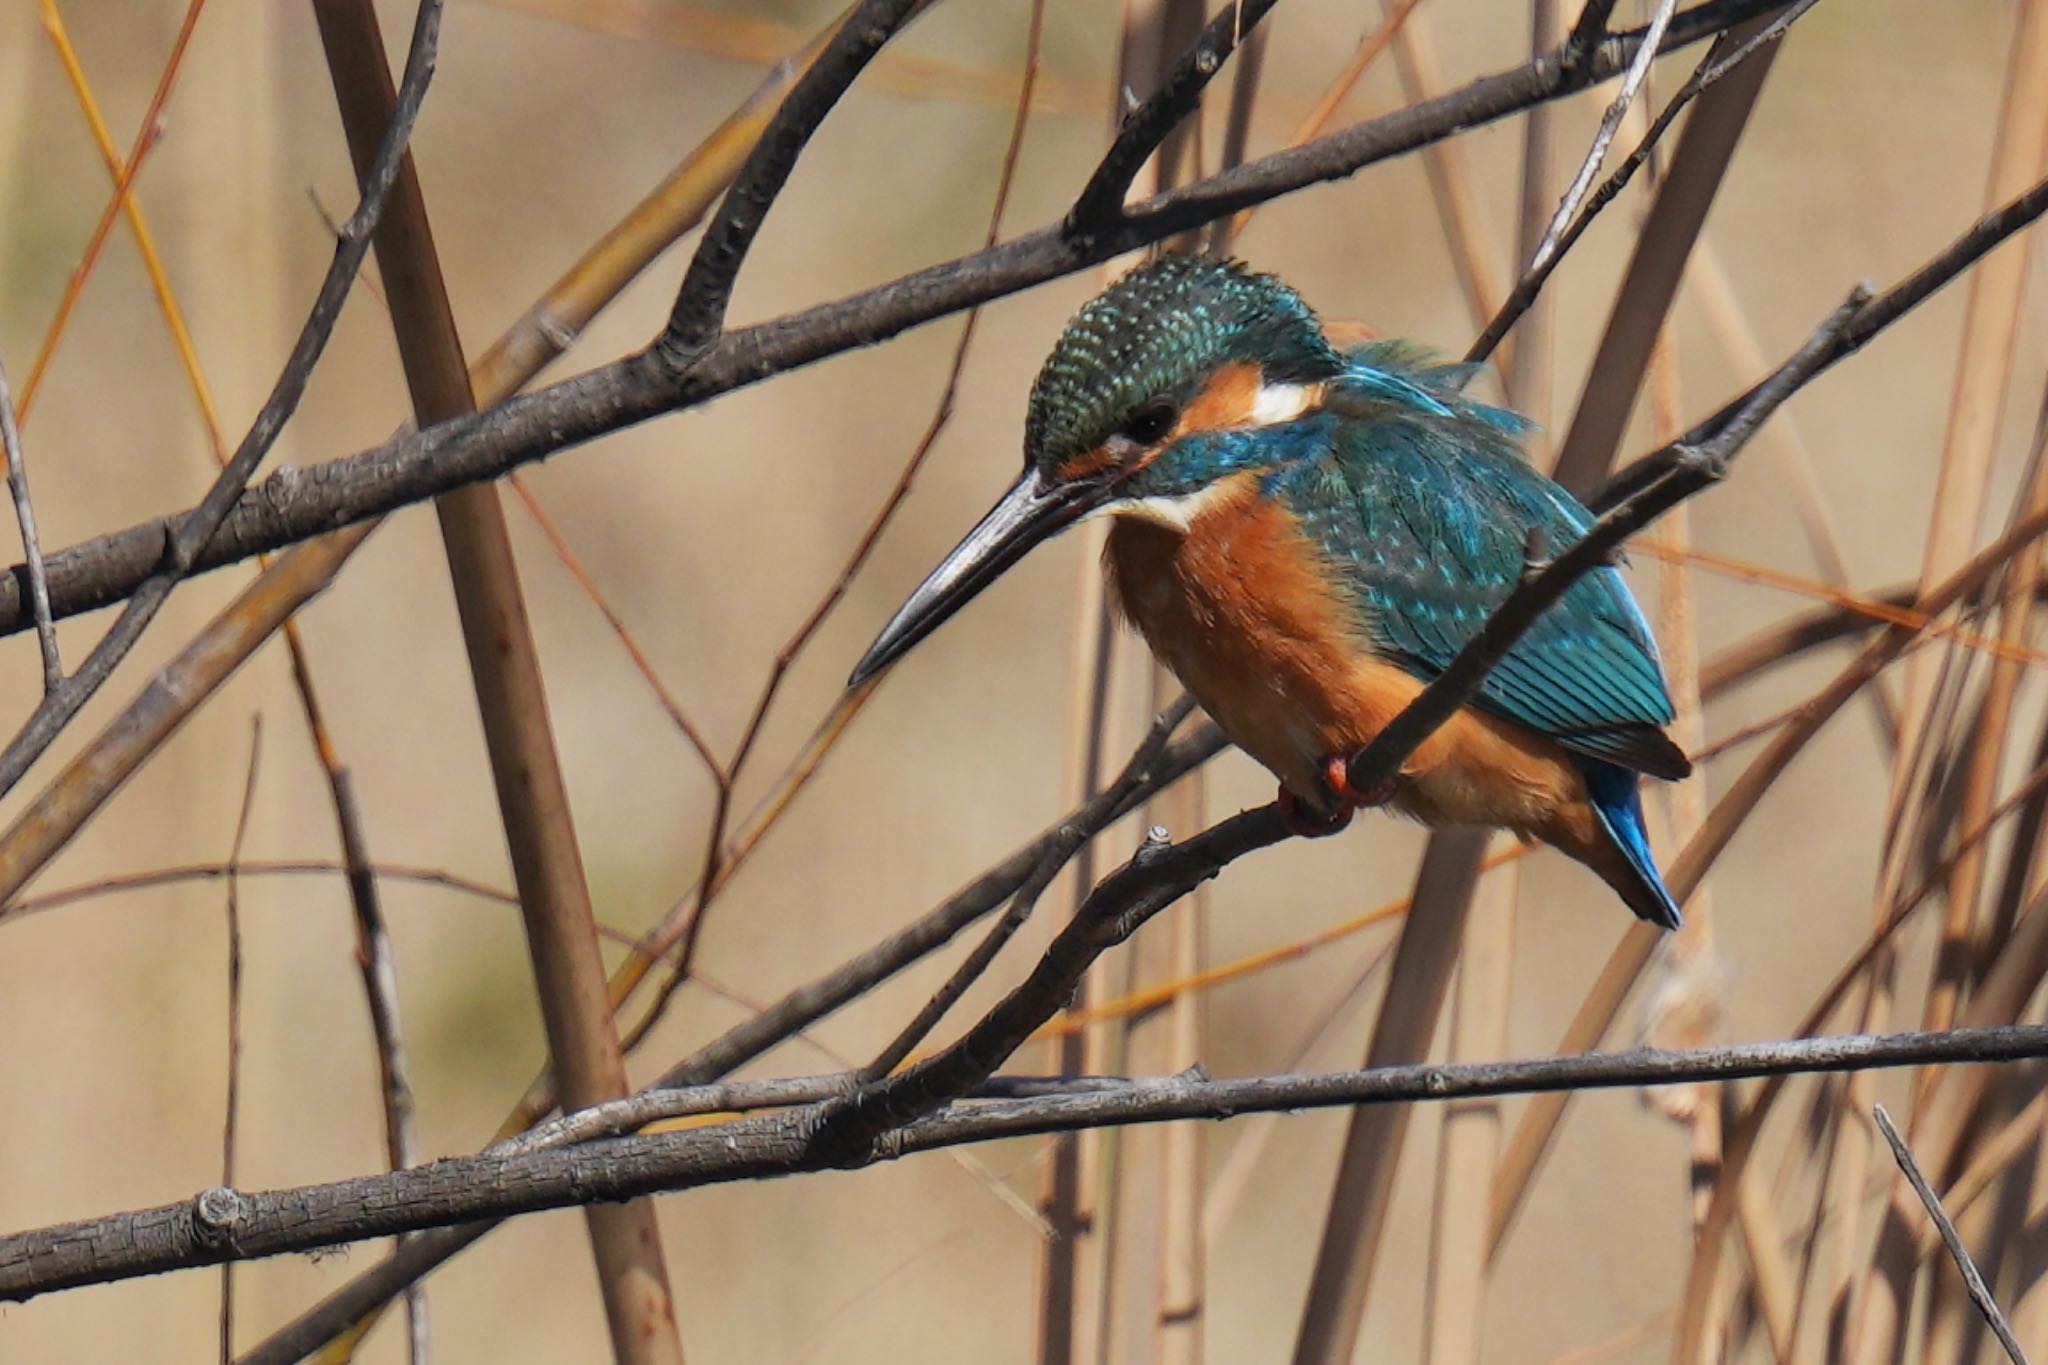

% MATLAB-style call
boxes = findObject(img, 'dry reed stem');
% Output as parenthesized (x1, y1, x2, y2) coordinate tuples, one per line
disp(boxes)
(217, 720, 259, 1365)
(1844, 7, 2048, 1356)
(1380, 0, 1508, 350)
(1548, 13, 1779, 494)
(1418, 8, 1558, 1352)
(1670, 505, 2048, 1362)
(19, 0, 208, 420)
(312, 3, 685, 1360)
(477, 0, 1086, 114)
(1423, 851, 1518, 1365)
(43, 37, 433, 1353)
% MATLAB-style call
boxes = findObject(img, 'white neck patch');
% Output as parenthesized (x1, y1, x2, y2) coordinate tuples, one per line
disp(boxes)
(1248, 380, 1318, 426)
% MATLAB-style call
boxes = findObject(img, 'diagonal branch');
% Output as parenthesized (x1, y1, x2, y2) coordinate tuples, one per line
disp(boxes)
(1067, 0, 1278, 232)
(662, 0, 927, 354)
(1874, 1104, 2032, 1365)
(1345, 285, 1869, 796)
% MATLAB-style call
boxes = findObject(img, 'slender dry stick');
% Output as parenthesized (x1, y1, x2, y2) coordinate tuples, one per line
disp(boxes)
(1378, 0, 1510, 355)
(1528, 0, 1677, 284)
(1421, 8, 1557, 1354)
(18, 0, 209, 419)
(39, 0, 228, 445)
(218, 718, 260, 1365)
(1546, 11, 1781, 494)
(1847, 9, 2048, 1356)
(0, 0, 442, 800)
(311, 4, 686, 1362)
(586, 0, 1050, 1105)
(1876, 1105, 2034, 1365)
(0, 355, 57, 691)
(668, 0, 1048, 995)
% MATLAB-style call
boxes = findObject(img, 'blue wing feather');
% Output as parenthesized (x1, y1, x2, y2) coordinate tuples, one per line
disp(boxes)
(1275, 348, 1686, 778)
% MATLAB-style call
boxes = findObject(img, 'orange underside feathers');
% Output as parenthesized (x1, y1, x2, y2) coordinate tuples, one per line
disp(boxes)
(1105, 474, 1614, 871)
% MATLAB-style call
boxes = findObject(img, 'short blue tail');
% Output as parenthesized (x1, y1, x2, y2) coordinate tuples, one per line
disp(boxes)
(1580, 761, 1683, 930)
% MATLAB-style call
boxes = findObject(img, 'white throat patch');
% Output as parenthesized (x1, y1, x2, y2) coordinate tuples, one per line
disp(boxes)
(1106, 479, 1241, 534)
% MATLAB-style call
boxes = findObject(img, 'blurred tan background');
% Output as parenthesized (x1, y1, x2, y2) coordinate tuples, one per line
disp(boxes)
(0, 0, 2043, 1360)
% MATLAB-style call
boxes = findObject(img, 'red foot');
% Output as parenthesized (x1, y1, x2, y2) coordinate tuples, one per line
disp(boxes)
(1278, 754, 1397, 839)
(1323, 754, 1395, 809)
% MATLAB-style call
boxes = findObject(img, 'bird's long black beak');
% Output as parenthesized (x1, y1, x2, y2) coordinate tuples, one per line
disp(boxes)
(850, 467, 1106, 687)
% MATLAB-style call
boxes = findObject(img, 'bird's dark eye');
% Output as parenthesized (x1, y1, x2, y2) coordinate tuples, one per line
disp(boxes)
(1117, 400, 1178, 447)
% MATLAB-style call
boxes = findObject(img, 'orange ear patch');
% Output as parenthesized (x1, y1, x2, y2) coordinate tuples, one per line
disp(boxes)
(1172, 360, 1264, 437)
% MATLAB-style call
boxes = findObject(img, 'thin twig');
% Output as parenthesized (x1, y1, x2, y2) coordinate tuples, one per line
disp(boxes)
(1068, 0, 1276, 231)
(1873, 1104, 2032, 1365)
(668, 0, 1049, 992)
(1470, 0, 1818, 365)
(0, 0, 444, 797)
(866, 697, 1197, 1082)
(0, 355, 57, 690)
(329, 767, 428, 1363)
(217, 718, 260, 1365)
(1527, 0, 1677, 283)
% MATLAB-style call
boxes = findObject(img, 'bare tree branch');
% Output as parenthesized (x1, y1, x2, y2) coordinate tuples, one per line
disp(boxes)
(0, 0, 1794, 642)
(10, 1025, 2048, 1301)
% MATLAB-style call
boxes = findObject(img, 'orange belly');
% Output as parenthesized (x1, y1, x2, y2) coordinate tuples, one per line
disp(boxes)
(1104, 479, 1590, 839)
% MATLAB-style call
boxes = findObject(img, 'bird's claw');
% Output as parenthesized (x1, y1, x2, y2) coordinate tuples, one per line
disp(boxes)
(1278, 754, 1395, 839)
(1278, 785, 1353, 838)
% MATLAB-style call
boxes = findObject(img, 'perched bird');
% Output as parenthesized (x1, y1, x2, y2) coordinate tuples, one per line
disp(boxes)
(851, 257, 1690, 928)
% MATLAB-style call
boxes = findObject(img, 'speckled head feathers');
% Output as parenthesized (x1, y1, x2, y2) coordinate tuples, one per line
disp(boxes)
(1023, 257, 1343, 472)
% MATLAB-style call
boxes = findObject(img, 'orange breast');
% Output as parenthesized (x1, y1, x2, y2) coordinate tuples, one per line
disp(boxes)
(1104, 477, 1589, 836)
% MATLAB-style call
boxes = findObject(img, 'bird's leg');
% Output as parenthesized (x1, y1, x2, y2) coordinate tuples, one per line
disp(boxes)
(1276, 755, 1395, 839)
(1323, 753, 1395, 810)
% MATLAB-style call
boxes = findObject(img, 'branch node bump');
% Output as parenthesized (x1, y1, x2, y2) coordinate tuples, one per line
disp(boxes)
(191, 1185, 249, 1250)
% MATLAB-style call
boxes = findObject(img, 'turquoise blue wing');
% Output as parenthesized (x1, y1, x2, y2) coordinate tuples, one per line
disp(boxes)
(1273, 353, 1686, 778)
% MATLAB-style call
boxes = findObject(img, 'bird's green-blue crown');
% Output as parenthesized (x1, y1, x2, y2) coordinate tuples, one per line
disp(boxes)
(1024, 256, 1344, 471)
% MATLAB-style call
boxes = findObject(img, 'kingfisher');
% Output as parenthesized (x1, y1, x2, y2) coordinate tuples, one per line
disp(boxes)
(850, 256, 1690, 928)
